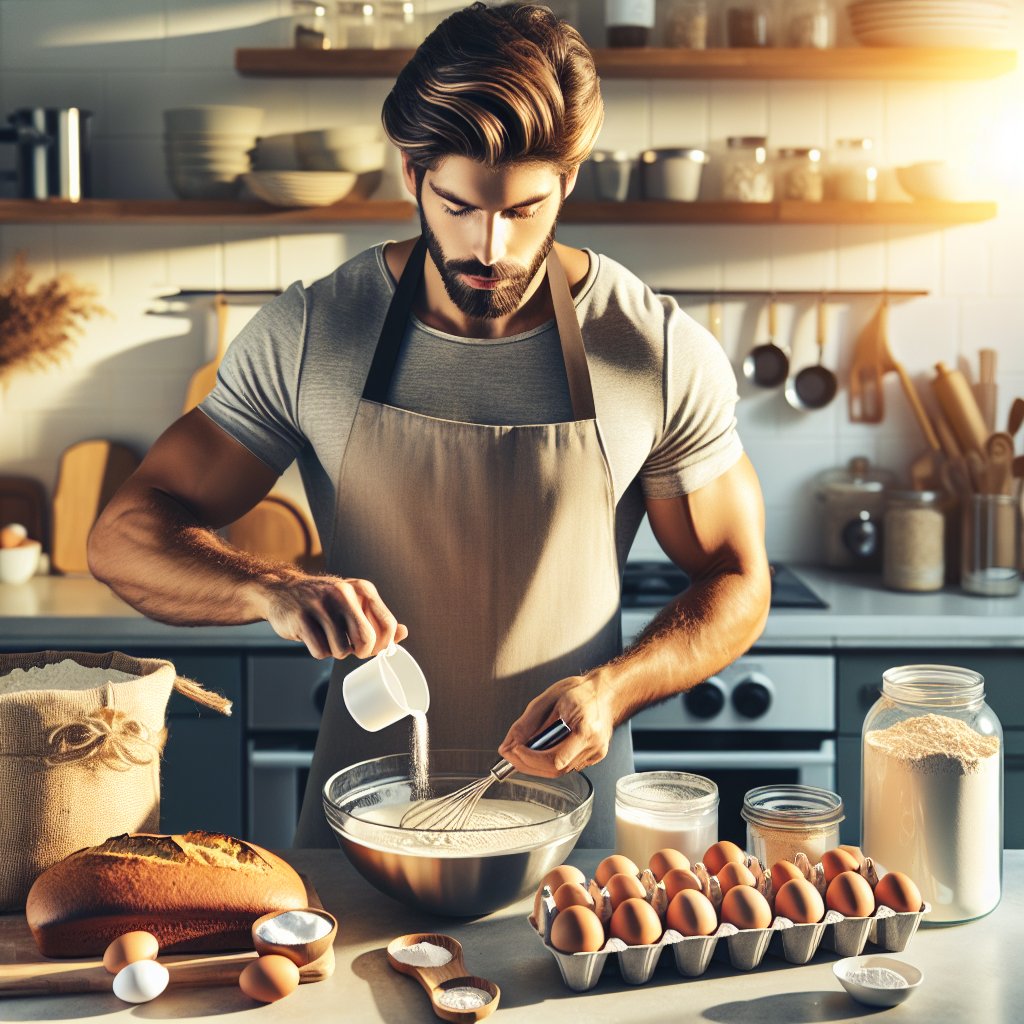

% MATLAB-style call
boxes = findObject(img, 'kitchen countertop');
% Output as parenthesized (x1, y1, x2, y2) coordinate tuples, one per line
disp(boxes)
(3, 567, 1024, 649)
(6, 848, 1022, 1022)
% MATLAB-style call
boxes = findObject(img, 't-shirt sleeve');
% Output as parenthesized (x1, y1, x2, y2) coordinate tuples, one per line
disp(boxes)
(639, 297, 744, 499)
(198, 282, 308, 474)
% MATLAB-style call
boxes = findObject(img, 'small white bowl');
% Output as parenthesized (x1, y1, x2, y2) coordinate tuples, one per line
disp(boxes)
(0, 540, 42, 584)
(297, 139, 386, 174)
(896, 160, 974, 202)
(833, 955, 922, 1009)
(163, 105, 263, 136)
(242, 170, 357, 207)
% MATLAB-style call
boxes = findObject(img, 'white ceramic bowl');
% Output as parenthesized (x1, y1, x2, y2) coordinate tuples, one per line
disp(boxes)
(896, 161, 974, 202)
(163, 106, 263, 136)
(165, 140, 255, 157)
(297, 124, 382, 149)
(242, 170, 358, 207)
(0, 541, 42, 585)
(250, 133, 302, 171)
(297, 139, 386, 174)
(168, 170, 243, 200)
(833, 956, 922, 1009)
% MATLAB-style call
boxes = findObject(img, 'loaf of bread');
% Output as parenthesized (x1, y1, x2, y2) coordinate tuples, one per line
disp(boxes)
(26, 831, 309, 957)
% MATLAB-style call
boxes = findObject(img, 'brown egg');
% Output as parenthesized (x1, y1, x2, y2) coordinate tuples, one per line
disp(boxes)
(534, 864, 587, 920)
(702, 840, 745, 875)
(102, 931, 159, 975)
(550, 904, 606, 954)
(238, 954, 300, 1003)
(662, 867, 703, 901)
(0, 523, 28, 549)
(609, 897, 662, 946)
(665, 889, 718, 937)
(826, 870, 876, 918)
(649, 848, 690, 880)
(770, 860, 805, 887)
(838, 844, 864, 864)
(720, 886, 772, 930)
(595, 854, 639, 887)
(821, 847, 861, 883)
(874, 872, 923, 914)
(715, 861, 756, 893)
(605, 871, 647, 908)
(553, 881, 595, 913)
(773, 878, 825, 924)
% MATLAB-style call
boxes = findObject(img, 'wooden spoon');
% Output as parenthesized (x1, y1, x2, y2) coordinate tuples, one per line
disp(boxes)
(1008, 398, 1024, 441)
(985, 432, 1016, 496)
(387, 933, 500, 1023)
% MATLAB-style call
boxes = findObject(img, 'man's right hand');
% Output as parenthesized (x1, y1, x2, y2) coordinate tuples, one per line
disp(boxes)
(260, 574, 408, 660)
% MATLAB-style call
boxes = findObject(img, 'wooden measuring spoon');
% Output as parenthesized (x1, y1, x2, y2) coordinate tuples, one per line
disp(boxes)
(387, 933, 500, 1023)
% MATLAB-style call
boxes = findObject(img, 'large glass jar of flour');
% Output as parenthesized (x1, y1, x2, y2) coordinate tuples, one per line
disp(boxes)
(861, 665, 1003, 924)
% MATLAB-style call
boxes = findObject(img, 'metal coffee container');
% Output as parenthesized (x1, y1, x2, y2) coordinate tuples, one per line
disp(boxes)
(0, 107, 93, 201)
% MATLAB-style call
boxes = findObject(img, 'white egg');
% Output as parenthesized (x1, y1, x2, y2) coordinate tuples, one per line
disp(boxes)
(112, 959, 169, 1003)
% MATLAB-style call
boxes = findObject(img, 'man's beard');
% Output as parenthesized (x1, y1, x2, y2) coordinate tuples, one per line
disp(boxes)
(419, 211, 558, 321)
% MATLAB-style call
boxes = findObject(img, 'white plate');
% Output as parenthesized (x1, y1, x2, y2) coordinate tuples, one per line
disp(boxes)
(853, 24, 1006, 45)
(851, 17, 1009, 31)
(850, 0, 1008, 10)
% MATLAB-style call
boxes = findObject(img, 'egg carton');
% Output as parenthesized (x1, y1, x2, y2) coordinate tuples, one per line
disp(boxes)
(529, 851, 929, 992)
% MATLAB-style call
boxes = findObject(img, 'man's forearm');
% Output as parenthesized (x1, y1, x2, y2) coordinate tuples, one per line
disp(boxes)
(88, 486, 293, 627)
(594, 565, 771, 725)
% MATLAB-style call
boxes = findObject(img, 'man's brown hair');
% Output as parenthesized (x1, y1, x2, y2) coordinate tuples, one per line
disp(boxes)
(381, 2, 603, 174)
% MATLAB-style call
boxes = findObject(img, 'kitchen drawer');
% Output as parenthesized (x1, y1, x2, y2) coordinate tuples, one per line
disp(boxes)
(247, 653, 334, 731)
(837, 650, 1024, 735)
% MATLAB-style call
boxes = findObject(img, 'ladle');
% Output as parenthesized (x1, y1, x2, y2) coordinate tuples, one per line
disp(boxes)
(743, 298, 788, 388)
(785, 296, 837, 411)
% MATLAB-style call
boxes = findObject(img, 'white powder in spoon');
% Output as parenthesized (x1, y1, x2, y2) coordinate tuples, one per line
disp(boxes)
(844, 966, 909, 989)
(438, 986, 492, 1010)
(391, 941, 452, 967)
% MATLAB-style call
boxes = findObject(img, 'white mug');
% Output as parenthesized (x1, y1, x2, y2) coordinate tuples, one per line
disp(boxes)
(342, 644, 430, 731)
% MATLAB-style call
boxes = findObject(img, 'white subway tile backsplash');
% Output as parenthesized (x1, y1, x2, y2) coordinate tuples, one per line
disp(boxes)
(708, 82, 767, 143)
(884, 227, 942, 294)
(824, 82, 885, 154)
(959, 297, 1024, 372)
(650, 81, 708, 149)
(767, 226, 837, 290)
(164, 0, 288, 70)
(221, 230, 278, 290)
(941, 223, 993, 297)
(835, 226, 885, 291)
(767, 82, 827, 150)
(743, 437, 837, 508)
(881, 83, 948, 166)
(594, 81, 651, 153)
(95, 137, 174, 199)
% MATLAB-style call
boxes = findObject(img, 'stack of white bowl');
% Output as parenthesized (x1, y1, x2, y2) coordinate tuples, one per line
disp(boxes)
(164, 106, 263, 200)
(847, 0, 1010, 47)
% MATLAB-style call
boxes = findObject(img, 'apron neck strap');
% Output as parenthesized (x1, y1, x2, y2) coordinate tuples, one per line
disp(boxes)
(363, 236, 596, 421)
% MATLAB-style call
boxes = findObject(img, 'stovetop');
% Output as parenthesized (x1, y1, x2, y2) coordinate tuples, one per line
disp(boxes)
(621, 561, 827, 610)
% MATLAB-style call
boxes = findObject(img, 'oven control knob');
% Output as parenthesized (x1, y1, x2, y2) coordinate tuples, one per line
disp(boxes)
(732, 675, 773, 719)
(684, 678, 726, 719)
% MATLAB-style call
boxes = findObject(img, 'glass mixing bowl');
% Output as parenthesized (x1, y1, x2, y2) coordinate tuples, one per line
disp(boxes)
(323, 750, 593, 916)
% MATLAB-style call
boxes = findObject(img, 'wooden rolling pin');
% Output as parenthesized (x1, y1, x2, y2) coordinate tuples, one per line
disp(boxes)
(932, 362, 989, 456)
(976, 348, 998, 434)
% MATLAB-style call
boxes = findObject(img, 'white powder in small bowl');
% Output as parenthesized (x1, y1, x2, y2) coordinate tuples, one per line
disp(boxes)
(391, 941, 452, 967)
(257, 911, 333, 944)
(844, 966, 909, 990)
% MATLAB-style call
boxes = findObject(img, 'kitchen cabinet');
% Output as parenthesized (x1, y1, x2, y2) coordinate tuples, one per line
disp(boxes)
(836, 649, 1024, 848)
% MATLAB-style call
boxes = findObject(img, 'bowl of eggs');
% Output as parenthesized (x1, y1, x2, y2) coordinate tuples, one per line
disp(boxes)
(530, 841, 928, 991)
(323, 750, 593, 917)
(0, 523, 41, 584)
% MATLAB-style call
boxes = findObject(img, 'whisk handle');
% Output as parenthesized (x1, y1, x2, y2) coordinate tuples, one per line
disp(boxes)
(491, 719, 571, 781)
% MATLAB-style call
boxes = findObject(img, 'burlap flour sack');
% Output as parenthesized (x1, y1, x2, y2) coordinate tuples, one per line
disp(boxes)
(0, 650, 231, 910)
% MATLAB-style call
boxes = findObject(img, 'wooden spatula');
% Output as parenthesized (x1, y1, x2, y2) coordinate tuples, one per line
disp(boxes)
(848, 301, 887, 424)
(182, 294, 229, 414)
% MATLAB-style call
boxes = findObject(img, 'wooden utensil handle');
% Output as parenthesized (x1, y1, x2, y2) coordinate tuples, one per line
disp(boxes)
(932, 362, 989, 455)
(894, 363, 940, 452)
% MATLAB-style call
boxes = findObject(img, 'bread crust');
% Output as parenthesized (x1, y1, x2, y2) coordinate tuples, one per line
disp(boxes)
(26, 831, 309, 957)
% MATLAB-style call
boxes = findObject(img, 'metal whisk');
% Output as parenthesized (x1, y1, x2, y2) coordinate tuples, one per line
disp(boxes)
(399, 719, 572, 831)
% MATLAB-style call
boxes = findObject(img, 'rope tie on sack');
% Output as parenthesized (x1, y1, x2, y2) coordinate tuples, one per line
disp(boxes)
(43, 706, 168, 770)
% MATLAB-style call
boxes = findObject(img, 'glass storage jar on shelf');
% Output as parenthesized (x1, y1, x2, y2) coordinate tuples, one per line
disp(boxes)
(606, 0, 656, 46)
(814, 456, 896, 571)
(741, 784, 845, 867)
(775, 147, 824, 201)
(292, 0, 332, 48)
(862, 665, 1003, 924)
(661, 0, 709, 48)
(721, 136, 773, 202)
(783, 0, 835, 47)
(883, 489, 945, 592)
(335, 1, 379, 47)
(724, 2, 771, 46)
(828, 137, 879, 202)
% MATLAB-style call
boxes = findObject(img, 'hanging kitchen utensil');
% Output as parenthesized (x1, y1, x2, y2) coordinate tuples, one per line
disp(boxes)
(182, 293, 229, 414)
(984, 432, 1015, 496)
(965, 450, 988, 494)
(1007, 398, 1024, 441)
(742, 298, 789, 388)
(848, 300, 887, 423)
(785, 296, 837, 411)
(51, 440, 139, 574)
(976, 348, 998, 434)
(931, 361, 989, 456)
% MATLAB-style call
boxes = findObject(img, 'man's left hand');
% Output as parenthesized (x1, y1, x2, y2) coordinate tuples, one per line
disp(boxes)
(498, 674, 615, 778)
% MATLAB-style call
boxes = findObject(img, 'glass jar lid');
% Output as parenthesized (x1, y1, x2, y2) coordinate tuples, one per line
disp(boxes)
(741, 784, 845, 830)
(616, 771, 719, 817)
(640, 147, 709, 163)
(816, 456, 895, 498)
(882, 664, 985, 709)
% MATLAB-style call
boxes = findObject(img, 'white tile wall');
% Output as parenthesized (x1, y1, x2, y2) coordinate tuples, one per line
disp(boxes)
(1, 0, 1023, 565)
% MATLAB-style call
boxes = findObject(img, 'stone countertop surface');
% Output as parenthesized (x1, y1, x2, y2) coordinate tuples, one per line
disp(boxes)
(1, 567, 1023, 649)
(5, 847, 1021, 1022)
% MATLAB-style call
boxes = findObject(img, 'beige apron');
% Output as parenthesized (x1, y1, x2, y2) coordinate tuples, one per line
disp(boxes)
(294, 236, 632, 849)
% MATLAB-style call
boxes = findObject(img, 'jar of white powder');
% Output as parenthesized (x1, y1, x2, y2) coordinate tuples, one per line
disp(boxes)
(862, 665, 1003, 924)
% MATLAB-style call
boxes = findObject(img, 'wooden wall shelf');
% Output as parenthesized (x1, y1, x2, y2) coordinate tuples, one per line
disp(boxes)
(0, 198, 995, 226)
(235, 46, 1016, 81)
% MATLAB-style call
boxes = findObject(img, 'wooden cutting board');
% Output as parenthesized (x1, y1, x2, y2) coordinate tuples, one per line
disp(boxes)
(182, 294, 229, 415)
(0, 476, 48, 550)
(226, 494, 313, 565)
(50, 440, 140, 575)
(0, 873, 334, 996)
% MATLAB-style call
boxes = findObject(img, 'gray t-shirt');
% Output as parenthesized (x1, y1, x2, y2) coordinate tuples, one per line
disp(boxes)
(199, 243, 743, 570)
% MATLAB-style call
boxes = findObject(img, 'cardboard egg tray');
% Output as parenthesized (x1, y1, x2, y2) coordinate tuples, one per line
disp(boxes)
(529, 852, 930, 992)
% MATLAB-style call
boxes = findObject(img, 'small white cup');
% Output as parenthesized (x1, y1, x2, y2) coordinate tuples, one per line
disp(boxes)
(342, 644, 429, 732)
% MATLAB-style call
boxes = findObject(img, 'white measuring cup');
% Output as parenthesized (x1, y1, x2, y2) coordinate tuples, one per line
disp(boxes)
(342, 643, 430, 731)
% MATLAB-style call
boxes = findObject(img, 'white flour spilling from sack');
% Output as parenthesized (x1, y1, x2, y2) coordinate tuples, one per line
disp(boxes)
(863, 712, 1001, 922)
(0, 660, 136, 693)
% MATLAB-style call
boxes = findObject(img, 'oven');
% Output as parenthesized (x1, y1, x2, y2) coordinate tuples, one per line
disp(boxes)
(622, 562, 835, 849)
